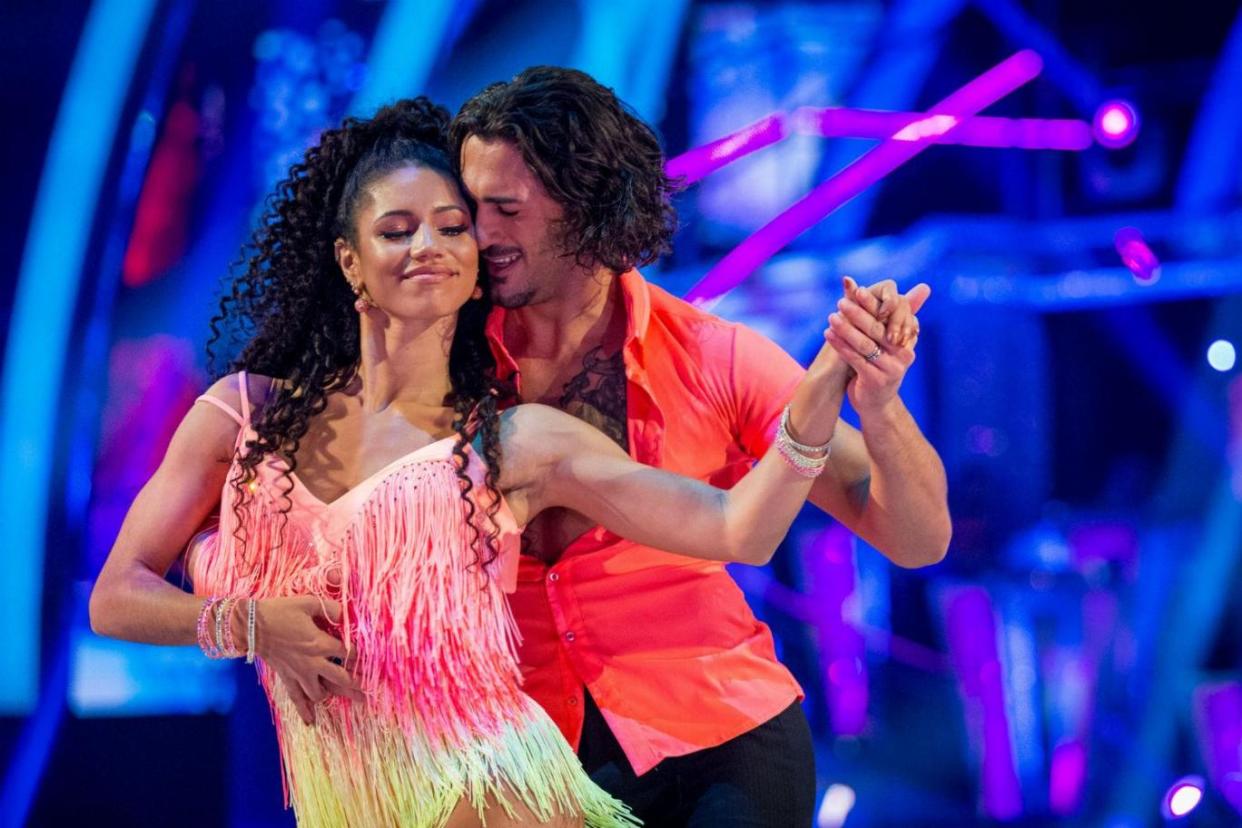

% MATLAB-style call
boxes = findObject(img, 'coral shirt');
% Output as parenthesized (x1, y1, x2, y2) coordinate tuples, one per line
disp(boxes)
(485, 270, 806, 775)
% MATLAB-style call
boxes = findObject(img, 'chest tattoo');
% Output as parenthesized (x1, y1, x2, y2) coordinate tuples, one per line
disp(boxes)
(523, 346, 629, 564)
(556, 345, 629, 452)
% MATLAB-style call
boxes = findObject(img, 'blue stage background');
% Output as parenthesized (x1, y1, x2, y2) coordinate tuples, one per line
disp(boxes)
(2, 1, 1240, 825)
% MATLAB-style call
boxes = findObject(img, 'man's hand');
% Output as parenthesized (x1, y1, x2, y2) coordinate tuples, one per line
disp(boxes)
(823, 276, 930, 418)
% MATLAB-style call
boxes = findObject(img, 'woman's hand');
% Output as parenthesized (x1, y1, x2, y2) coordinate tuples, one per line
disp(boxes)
(847, 276, 927, 349)
(249, 595, 364, 725)
(824, 276, 930, 419)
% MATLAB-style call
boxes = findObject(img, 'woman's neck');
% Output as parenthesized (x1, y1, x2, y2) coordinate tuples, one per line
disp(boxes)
(354, 313, 455, 411)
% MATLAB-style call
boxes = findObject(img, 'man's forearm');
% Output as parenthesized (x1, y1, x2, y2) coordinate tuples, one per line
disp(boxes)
(854, 397, 951, 567)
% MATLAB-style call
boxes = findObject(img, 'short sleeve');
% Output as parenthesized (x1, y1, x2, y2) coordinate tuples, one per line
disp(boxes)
(498, 537, 519, 593)
(488, 492, 522, 594)
(729, 323, 806, 459)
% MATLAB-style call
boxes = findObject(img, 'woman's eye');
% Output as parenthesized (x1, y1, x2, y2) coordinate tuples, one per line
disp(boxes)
(381, 230, 412, 240)
(497, 207, 518, 218)
(440, 225, 469, 236)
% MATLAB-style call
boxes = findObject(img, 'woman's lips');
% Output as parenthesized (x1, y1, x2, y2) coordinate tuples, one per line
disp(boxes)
(400, 267, 453, 283)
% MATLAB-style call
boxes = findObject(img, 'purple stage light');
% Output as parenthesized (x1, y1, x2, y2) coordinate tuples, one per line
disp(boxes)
(1114, 226, 1161, 283)
(685, 50, 1044, 306)
(1194, 682, 1242, 817)
(795, 107, 1093, 151)
(665, 106, 1095, 192)
(1049, 739, 1087, 816)
(1093, 99, 1140, 149)
(803, 526, 868, 735)
(943, 586, 1024, 821)
(1161, 776, 1205, 819)
(1068, 522, 1139, 569)
(664, 114, 787, 185)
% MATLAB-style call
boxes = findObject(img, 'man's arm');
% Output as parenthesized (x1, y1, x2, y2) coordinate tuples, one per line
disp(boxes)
(807, 278, 950, 567)
(805, 407, 950, 568)
(732, 279, 950, 568)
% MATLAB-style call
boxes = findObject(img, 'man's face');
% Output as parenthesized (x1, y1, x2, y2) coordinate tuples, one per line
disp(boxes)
(458, 136, 572, 309)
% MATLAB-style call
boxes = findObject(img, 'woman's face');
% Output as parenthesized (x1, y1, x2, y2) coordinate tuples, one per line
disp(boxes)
(337, 164, 480, 323)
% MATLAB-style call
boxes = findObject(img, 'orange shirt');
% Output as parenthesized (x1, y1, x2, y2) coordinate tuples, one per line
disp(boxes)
(485, 270, 806, 775)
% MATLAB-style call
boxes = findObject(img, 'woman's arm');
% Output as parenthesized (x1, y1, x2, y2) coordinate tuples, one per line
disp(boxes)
(503, 356, 849, 566)
(89, 375, 248, 644)
(89, 373, 360, 724)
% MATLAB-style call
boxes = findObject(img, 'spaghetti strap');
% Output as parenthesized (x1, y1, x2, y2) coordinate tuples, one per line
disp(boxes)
(195, 394, 245, 427)
(238, 370, 252, 423)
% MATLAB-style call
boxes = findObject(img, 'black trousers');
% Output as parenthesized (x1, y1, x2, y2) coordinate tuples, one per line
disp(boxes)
(578, 692, 816, 827)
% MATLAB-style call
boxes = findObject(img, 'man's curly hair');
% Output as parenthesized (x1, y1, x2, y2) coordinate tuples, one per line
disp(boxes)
(208, 97, 509, 567)
(449, 65, 680, 275)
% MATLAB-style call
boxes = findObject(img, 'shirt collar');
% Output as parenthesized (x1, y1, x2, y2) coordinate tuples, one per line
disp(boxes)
(619, 269, 651, 345)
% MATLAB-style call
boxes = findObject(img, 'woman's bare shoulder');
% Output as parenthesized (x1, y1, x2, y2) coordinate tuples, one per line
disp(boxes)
(198, 371, 284, 416)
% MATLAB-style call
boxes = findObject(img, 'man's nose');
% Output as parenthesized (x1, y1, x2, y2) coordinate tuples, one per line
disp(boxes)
(473, 212, 499, 251)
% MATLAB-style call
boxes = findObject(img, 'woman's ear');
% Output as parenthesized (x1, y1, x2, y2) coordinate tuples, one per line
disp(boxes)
(335, 238, 357, 284)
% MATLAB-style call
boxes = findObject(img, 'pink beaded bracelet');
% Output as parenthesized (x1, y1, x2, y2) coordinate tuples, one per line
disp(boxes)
(196, 597, 223, 659)
(219, 597, 241, 658)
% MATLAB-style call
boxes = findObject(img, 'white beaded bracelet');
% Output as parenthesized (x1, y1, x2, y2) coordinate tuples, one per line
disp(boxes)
(779, 405, 831, 457)
(245, 599, 258, 664)
(776, 405, 832, 478)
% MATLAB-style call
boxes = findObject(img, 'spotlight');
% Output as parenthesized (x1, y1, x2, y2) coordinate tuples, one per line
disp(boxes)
(1114, 226, 1160, 283)
(1093, 99, 1140, 149)
(817, 783, 856, 828)
(1161, 775, 1205, 819)
(1208, 340, 1237, 372)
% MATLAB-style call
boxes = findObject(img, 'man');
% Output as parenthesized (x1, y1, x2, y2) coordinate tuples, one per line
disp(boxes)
(451, 66, 950, 826)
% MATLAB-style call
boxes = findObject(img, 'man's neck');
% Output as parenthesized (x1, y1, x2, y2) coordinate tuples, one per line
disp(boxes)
(504, 266, 626, 363)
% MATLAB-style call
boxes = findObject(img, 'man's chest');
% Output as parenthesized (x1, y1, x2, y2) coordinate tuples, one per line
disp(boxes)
(517, 347, 629, 450)
(516, 347, 630, 563)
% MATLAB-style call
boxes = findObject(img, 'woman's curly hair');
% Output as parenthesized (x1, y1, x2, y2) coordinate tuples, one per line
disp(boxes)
(208, 97, 510, 567)
(449, 65, 680, 275)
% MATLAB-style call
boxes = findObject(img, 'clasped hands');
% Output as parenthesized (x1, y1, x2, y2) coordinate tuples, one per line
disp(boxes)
(810, 275, 931, 417)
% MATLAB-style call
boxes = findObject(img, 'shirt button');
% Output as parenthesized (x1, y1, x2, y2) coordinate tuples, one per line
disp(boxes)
(548, 572, 560, 582)
(567, 696, 578, 706)
(565, 631, 576, 643)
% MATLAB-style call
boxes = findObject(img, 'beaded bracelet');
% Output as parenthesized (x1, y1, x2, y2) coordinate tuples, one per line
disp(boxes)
(197, 596, 257, 660)
(779, 405, 832, 457)
(196, 597, 224, 659)
(245, 599, 258, 664)
(776, 404, 832, 479)
(222, 597, 244, 659)
(776, 440, 828, 478)
(213, 597, 232, 658)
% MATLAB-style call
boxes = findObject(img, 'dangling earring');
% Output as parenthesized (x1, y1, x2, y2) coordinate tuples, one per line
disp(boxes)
(351, 282, 374, 313)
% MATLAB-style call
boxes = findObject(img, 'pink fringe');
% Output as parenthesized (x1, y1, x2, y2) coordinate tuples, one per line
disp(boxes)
(186, 424, 635, 827)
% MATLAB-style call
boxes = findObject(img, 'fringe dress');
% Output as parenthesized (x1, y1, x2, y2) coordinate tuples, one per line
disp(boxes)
(187, 373, 637, 828)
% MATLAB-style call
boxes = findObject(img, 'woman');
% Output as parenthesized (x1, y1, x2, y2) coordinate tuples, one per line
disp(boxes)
(89, 98, 852, 827)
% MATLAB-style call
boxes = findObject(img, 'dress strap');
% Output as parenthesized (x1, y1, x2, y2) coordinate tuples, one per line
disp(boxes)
(195, 394, 245, 427)
(193, 371, 254, 429)
(238, 370, 252, 422)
